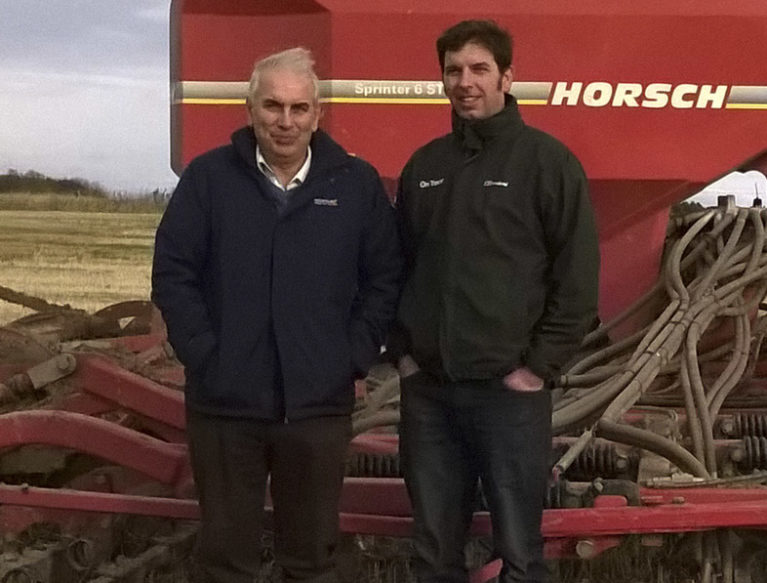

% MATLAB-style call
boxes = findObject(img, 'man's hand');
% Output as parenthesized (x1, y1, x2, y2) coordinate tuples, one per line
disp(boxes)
(503, 367, 544, 392)
(397, 354, 421, 379)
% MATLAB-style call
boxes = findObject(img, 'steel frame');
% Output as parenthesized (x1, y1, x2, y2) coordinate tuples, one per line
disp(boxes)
(3, 335, 767, 582)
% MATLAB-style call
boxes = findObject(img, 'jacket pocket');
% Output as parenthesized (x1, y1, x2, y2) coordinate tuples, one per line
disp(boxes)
(180, 329, 217, 373)
(201, 350, 219, 392)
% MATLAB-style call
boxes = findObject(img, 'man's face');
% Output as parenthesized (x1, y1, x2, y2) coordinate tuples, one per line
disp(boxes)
(248, 69, 319, 167)
(442, 42, 512, 120)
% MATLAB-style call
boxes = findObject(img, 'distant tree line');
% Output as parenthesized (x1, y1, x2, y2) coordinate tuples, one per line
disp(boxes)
(0, 169, 108, 197)
(0, 169, 171, 212)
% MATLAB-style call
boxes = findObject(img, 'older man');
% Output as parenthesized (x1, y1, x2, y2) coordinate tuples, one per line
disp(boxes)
(152, 48, 402, 583)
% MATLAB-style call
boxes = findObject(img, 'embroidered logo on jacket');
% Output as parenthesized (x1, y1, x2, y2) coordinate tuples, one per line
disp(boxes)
(313, 198, 339, 206)
(483, 180, 509, 187)
(419, 178, 444, 188)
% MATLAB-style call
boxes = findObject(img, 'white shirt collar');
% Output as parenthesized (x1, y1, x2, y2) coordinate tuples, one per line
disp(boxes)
(256, 146, 312, 191)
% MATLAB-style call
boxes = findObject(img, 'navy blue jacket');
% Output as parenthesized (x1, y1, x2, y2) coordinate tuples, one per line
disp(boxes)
(152, 127, 402, 420)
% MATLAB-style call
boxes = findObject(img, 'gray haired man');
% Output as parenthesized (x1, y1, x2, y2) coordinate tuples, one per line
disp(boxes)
(152, 47, 402, 583)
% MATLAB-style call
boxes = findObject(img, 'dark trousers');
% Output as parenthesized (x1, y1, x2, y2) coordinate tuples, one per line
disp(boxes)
(400, 373, 552, 583)
(186, 408, 352, 583)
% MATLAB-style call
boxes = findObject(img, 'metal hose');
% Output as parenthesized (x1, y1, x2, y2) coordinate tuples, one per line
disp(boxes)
(553, 203, 767, 484)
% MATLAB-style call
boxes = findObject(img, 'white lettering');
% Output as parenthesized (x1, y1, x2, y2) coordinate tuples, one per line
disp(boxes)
(671, 84, 697, 109)
(313, 198, 338, 206)
(551, 82, 583, 106)
(548, 81, 729, 109)
(419, 178, 444, 188)
(696, 84, 728, 109)
(583, 82, 613, 107)
(426, 82, 444, 96)
(642, 83, 672, 109)
(612, 83, 642, 107)
(354, 83, 413, 97)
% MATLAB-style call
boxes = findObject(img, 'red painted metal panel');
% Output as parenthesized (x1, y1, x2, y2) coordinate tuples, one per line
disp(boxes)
(0, 485, 200, 520)
(537, 499, 767, 537)
(598, 206, 669, 329)
(171, 0, 767, 182)
(169, 0, 767, 324)
(0, 411, 187, 485)
(349, 433, 398, 455)
(70, 354, 186, 430)
(3, 480, 767, 552)
(171, 0, 331, 174)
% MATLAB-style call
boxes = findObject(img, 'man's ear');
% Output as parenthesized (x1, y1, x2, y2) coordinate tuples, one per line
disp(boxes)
(502, 65, 514, 94)
(246, 98, 254, 125)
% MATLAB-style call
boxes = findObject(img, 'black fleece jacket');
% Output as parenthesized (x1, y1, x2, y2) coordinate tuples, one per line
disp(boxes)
(152, 127, 403, 419)
(393, 96, 599, 382)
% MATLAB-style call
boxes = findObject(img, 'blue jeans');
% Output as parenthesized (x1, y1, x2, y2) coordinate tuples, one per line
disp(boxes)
(400, 373, 552, 583)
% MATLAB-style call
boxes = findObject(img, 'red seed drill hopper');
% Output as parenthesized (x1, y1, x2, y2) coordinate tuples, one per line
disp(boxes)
(1, 1, 766, 581)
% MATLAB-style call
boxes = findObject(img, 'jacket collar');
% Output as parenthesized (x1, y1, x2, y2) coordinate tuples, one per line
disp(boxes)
(230, 126, 351, 219)
(451, 94, 525, 155)
(231, 126, 350, 180)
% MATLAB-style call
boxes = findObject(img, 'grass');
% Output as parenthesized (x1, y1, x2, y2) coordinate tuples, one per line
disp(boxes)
(0, 191, 167, 213)
(0, 208, 162, 325)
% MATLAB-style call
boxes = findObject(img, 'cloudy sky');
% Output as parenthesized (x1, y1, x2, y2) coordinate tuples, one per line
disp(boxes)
(0, 0, 177, 193)
(688, 170, 767, 208)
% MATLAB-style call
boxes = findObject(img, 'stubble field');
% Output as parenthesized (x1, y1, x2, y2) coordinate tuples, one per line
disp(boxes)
(0, 206, 162, 325)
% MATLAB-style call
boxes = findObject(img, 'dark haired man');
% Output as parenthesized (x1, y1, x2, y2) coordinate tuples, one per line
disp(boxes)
(392, 20, 599, 583)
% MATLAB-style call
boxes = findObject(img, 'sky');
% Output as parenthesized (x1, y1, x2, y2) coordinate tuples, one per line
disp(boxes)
(688, 170, 767, 208)
(0, 0, 178, 193)
(2, 2, 763, 200)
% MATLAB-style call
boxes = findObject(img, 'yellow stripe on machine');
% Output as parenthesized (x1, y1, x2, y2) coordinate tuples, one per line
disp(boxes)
(725, 103, 767, 110)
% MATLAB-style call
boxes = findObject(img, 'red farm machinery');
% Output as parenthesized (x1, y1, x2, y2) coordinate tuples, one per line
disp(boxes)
(2, 1, 767, 581)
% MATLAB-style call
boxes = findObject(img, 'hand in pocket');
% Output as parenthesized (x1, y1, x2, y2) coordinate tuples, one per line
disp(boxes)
(397, 354, 421, 379)
(503, 367, 544, 392)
